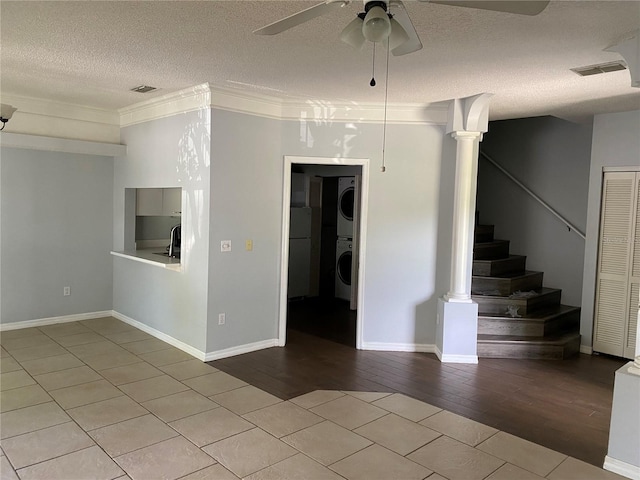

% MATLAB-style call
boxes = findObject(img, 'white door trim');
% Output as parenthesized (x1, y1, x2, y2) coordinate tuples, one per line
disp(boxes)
(278, 155, 370, 350)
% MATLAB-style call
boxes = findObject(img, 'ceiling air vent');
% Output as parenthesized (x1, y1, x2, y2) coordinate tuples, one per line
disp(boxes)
(571, 61, 627, 77)
(130, 85, 157, 93)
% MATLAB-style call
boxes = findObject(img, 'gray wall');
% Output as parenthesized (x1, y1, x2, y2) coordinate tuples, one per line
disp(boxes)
(113, 109, 211, 352)
(281, 118, 451, 347)
(477, 116, 593, 308)
(114, 107, 452, 355)
(1, 148, 113, 323)
(206, 110, 283, 352)
(581, 110, 640, 348)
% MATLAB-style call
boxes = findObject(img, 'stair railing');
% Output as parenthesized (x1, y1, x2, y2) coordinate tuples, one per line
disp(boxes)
(479, 150, 586, 240)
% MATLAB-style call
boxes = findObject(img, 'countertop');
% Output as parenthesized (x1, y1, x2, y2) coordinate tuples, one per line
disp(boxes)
(111, 248, 182, 271)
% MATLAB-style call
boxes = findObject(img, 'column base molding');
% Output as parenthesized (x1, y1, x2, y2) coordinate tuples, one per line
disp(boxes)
(443, 293, 473, 303)
(436, 297, 478, 364)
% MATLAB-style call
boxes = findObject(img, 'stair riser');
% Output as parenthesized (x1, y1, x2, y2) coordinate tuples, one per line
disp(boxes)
(475, 225, 494, 243)
(474, 289, 562, 315)
(478, 336, 580, 360)
(473, 256, 526, 277)
(472, 272, 544, 296)
(478, 310, 580, 337)
(474, 241, 510, 260)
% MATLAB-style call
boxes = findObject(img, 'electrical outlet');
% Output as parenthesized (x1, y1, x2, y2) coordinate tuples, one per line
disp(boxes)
(221, 240, 232, 252)
(218, 313, 225, 325)
(245, 239, 253, 251)
(63, 286, 71, 296)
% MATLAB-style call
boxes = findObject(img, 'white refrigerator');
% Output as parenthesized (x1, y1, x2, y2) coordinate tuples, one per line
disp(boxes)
(288, 207, 311, 299)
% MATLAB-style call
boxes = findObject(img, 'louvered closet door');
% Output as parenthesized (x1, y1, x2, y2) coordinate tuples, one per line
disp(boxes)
(593, 172, 638, 358)
(625, 173, 640, 358)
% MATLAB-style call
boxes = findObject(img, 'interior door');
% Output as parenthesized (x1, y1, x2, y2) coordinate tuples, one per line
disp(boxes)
(624, 173, 640, 359)
(593, 171, 638, 358)
(350, 174, 361, 310)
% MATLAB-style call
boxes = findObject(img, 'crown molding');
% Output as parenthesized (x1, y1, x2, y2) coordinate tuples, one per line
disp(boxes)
(0, 93, 120, 126)
(118, 83, 213, 127)
(119, 82, 449, 127)
(0, 94, 121, 143)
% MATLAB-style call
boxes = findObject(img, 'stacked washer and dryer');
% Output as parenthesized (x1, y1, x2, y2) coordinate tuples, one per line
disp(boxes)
(335, 177, 355, 301)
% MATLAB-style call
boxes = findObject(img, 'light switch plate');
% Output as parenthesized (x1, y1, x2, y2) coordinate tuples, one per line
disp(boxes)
(221, 240, 232, 252)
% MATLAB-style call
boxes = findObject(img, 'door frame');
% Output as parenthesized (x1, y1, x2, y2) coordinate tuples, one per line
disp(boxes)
(278, 155, 370, 349)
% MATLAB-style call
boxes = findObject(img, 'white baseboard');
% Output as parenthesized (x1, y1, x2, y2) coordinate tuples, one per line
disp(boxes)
(204, 339, 279, 362)
(604, 455, 640, 480)
(580, 345, 593, 354)
(361, 342, 436, 353)
(0, 311, 113, 331)
(111, 311, 207, 361)
(112, 311, 279, 363)
(435, 346, 479, 364)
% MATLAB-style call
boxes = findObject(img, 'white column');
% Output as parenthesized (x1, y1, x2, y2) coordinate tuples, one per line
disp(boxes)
(445, 131, 482, 303)
(436, 93, 492, 364)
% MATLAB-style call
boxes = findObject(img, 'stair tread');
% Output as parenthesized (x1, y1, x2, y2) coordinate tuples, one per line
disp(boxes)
(474, 255, 526, 264)
(478, 331, 580, 345)
(473, 287, 561, 300)
(473, 270, 542, 280)
(474, 239, 509, 246)
(478, 305, 580, 321)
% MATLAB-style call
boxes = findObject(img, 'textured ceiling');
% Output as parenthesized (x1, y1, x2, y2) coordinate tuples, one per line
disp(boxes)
(1, 1, 639, 121)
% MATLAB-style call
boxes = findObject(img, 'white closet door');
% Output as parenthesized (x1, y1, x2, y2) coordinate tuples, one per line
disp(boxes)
(593, 172, 637, 357)
(624, 174, 640, 358)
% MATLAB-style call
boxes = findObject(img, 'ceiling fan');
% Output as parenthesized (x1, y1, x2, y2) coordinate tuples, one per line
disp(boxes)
(254, 0, 550, 56)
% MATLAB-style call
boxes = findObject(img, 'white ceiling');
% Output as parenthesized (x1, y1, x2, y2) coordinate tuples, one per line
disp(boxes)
(1, 1, 639, 121)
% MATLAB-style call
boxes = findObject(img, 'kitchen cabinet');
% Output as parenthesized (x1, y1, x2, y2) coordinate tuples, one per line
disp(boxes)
(162, 188, 182, 216)
(136, 188, 181, 217)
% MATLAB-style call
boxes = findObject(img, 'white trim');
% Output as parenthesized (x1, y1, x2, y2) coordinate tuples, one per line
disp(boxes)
(113, 311, 280, 363)
(604, 455, 640, 480)
(204, 339, 280, 362)
(361, 342, 436, 353)
(580, 345, 593, 354)
(435, 345, 479, 364)
(119, 83, 212, 127)
(603, 166, 640, 173)
(0, 132, 126, 157)
(279, 156, 370, 350)
(0, 93, 120, 126)
(118, 83, 449, 127)
(111, 311, 205, 361)
(0, 311, 114, 331)
(212, 88, 283, 120)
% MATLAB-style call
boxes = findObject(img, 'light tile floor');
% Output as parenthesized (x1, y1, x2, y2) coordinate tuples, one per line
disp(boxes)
(0, 317, 627, 480)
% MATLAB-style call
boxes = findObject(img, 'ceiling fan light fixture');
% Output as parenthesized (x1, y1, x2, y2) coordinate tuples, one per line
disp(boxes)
(362, 5, 391, 43)
(388, 18, 409, 50)
(341, 17, 365, 49)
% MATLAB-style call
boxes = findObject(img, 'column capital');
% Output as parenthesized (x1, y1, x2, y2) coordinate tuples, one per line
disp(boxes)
(446, 93, 493, 135)
(450, 131, 483, 141)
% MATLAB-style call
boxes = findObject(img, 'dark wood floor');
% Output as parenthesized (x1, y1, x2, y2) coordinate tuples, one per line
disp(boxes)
(210, 312, 627, 468)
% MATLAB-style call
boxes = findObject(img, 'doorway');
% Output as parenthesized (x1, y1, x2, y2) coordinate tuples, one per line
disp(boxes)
(278, 156, 370, 349)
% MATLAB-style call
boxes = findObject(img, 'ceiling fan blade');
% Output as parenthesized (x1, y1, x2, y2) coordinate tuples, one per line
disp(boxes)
(422, 1, 549, 16)
(389, 0, 423, 56)
(253, 0, 349, 35)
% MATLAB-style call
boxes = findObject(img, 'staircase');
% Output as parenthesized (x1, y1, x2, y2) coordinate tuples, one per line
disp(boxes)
(473, 224, 581, 359)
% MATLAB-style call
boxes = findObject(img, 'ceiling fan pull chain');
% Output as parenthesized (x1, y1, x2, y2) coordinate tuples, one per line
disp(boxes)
(381, 39, 390, 173)
(370, 43, 377, 87)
